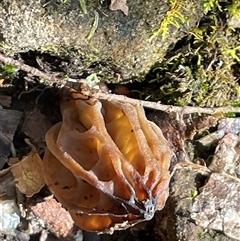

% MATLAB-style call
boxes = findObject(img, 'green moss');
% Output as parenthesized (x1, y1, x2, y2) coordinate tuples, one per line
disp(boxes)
(0, 63, 19, 84)
(149, 0, 191, 41)
(60, 0, 69, 4)
(142, 1, 240, 107)
(197, 230, 206, 239)
(1, 64, 19, 75)
(203, 0, 221, 14)
(227, 0, 240, 18)
(40, 45, 61, 53)
(187, 190, 198, 201)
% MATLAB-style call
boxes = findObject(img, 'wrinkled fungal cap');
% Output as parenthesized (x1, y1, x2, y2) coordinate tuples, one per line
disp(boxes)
(43, 87, 172, 233)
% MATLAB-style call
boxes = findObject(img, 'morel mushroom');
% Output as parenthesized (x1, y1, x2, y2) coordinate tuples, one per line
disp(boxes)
(43, 87, 172, 233)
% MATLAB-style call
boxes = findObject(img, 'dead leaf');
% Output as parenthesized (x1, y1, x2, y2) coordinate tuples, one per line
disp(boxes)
(21, 109, 52, 145)
(109, 0, 129, 16)
(11, 151, 45, 197)
(0, 133, 11, 169)
(8, 157, 21, 166)
(0, 109, 22, 142)
(0, 167, 16, 198)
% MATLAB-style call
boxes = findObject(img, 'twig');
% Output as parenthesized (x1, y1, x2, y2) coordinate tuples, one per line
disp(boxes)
(1, 52, 240, 116)
(98, 92, 240, 115)
(0, 52, 64, 85)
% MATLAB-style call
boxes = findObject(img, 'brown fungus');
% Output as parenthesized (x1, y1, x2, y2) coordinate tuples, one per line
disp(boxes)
(43, 87, 172, 233)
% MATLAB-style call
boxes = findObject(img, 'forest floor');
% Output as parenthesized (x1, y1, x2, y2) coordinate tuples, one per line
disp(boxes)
(1, 0, 240, 241)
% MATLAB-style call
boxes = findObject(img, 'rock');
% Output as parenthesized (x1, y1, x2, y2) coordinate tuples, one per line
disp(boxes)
(191, 172, 240, 241)
(0, 0, 203, 80)
(0, 199, 21, 236)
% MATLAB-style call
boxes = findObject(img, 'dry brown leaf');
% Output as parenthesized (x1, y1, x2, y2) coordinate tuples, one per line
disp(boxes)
(11, 152, 45, 197)
(21, 109, 52, 145)
(109, 0, 129, 16)
(8, 157, 21, 166)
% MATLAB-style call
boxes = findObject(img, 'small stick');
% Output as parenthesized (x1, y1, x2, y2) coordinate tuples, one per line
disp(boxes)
(98, 92, 240, 115)
(0, 52, 64, 85)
